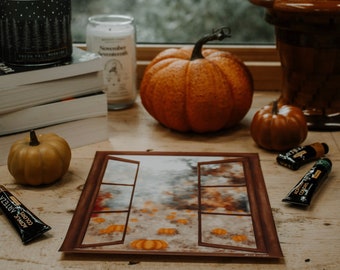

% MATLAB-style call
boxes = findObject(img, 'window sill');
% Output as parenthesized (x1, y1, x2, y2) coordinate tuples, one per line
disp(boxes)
(77, 44, 282, 91)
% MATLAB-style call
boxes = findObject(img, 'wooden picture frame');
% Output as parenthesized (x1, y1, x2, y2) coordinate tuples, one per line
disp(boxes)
(60, 151, 283, 259)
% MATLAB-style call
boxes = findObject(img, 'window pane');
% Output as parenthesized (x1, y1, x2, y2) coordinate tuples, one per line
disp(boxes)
(72, 0, 275, 44)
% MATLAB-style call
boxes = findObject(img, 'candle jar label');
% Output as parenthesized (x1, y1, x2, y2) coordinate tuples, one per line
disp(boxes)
(92, 36, 136, 103)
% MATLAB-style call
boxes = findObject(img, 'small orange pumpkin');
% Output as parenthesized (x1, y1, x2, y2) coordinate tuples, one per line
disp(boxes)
(250, 101, 308, 151)
(130, 239, 168, 250)
(140, 27, 253, 133)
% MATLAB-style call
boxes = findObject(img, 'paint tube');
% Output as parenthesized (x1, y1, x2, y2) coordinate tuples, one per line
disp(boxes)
(282, 158, 332, 206)
(277, 142, 329, 170)
(0, 185, 51, 244)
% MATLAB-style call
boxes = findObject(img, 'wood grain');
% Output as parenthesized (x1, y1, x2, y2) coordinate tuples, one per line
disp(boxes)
(0, 91, 339, 269)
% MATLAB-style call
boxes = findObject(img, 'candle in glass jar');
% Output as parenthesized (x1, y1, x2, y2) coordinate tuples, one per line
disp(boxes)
(86, 15, 137, 110)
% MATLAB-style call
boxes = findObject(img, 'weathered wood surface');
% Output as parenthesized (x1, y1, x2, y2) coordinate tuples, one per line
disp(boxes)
(1, 91, 339, 270)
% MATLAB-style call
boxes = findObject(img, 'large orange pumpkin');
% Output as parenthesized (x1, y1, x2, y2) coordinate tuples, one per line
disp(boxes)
(140, 27, 254, 133)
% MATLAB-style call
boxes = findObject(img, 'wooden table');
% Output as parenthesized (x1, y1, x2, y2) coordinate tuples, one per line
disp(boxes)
(1, 91, 339, 269)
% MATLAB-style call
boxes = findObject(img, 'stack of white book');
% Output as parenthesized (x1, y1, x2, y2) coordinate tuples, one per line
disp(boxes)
(0, 47, 108, 165)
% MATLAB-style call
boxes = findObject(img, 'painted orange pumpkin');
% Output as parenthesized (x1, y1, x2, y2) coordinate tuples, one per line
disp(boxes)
(130, 239, 168, 250)
(157, 228, 178, 235)
(176, 219, 189, 225)
(92, 217, 106, 223)
(140, 27, 254, 133)
(250, 101, 308, 151)
(232, 234, 248, 242)
(211, 228, 228, 236)
(99, 224, 129, 234)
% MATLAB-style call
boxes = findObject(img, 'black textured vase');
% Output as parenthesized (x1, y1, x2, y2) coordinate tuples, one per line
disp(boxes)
(0, 0, 72, 66)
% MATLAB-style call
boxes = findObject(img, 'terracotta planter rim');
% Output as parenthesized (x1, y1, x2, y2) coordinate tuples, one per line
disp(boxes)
(249, 0, 340, 13)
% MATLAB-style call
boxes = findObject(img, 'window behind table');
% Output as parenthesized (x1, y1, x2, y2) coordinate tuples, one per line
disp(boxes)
(71, 0, 275, 45)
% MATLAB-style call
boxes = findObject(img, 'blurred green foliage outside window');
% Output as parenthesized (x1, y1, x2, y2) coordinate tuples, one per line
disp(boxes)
(72, 0, 274, 44)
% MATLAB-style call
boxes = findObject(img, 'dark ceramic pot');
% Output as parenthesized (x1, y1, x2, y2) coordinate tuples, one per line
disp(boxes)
(249, 0, 340, 130)
(0, 0, 72, 66)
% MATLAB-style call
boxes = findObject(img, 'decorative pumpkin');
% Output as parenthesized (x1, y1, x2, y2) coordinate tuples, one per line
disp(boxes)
(140, 27, 254, 133)
(250, 101, 308, 151)
(211, 228, 228, 236)
(7, 130, 71, 186)
(92, 217, 106, 224)
(157, 228, 178, 235)
(232, 234, 248, 242)
(176, 218, 189, 225)
(130, 239, 168, 250)
(99, 224, 130, 234)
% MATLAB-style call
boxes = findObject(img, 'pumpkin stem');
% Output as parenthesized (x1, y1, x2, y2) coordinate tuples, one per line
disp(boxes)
(272, 100, 279, 115)
(190, 26, 231, 61)
(29, 130, 40, 146)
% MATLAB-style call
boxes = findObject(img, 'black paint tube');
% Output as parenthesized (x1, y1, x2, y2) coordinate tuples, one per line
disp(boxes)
(277, 142, 329, 170)
(0, 185, 51, 244)
(282, 158, 332, 206)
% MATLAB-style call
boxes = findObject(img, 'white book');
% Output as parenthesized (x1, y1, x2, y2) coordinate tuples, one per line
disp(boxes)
(0, 115, 108, 165)
(0, 71, 104, 114)
(0, 47, 103, 89)
(0, 91, 108, 135)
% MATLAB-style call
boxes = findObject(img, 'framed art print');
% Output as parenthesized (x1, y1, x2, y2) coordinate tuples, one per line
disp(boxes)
(60, 151, 283, 259)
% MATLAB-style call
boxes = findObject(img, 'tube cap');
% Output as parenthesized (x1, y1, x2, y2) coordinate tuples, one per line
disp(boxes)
(321, 143, 329, 154)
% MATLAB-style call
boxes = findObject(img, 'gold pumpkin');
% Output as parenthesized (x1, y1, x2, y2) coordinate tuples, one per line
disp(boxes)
(140, 27, 254, 133)
(7, 130, 71, 186)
